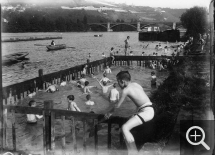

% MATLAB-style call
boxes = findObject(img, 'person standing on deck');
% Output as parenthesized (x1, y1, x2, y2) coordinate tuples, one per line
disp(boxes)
(124, 36, 130, 56)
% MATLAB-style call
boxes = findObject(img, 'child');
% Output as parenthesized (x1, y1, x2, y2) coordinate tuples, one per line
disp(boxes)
(102, 52, 106, 58)
(70, 76, 76, 84)
(85, 94, 95, 113)
(103, 66, 112, 74)
(95, 78, 113, 94)
(105, 71, 154, 155)
(151, 71, 157, 88)
(27, 100, 43, 123)
(129, 51, 133, 56)
(108, 83, 119, 104)
(67, 95, 81, 112)
(46, 83, 59, 93)
(60, 77, 67, 86)
(82, 65, 88, 75)
(100, 73, 111, 83)
(28, 87, 36, 98)
(84, 81, 96, 94)
(77, 81, 84, 88)
(80, 74, 87, 85)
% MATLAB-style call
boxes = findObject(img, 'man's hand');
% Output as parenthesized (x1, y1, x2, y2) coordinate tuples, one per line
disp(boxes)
(104, 113, 112, 119)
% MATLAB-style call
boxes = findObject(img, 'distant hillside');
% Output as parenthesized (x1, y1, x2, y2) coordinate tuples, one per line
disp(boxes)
(2, 1, 187, 32)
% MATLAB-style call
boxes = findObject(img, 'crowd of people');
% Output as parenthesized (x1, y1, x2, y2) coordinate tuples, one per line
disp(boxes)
(26, 36, 189, 154)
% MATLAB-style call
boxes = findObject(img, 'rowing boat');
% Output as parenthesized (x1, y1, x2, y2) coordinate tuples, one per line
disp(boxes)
(46, 44, 66, 51)
(2, 52, 29, 64)
(94, 34, 103, 37)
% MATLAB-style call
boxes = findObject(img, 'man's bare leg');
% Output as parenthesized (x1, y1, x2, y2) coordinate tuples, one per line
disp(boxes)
(122, 116, 142, 155)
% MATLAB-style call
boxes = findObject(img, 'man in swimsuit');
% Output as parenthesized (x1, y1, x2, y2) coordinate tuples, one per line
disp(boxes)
(105, 71, 154, 155)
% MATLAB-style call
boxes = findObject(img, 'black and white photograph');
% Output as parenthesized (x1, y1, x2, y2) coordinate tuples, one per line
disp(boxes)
(0, 0, 214, 155)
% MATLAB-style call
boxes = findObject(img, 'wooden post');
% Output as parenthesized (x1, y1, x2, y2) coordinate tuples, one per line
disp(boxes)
(108, 120, 111, 150)
(38, 69, 44, 90)
(83, 119, 87, 155)
(94, 119, 98, 155)
(61, 116, 65, 153)
(71, 117, 77, 153)
(51, 112, 55, 151)
(11, 110, 16, 151)
(44, 100, 53, 152)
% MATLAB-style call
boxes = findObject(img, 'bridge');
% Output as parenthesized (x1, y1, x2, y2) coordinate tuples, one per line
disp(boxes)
(87, 22, 182, 32)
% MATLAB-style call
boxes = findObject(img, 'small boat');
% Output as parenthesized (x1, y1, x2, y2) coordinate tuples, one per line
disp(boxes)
(94, 34, 103, 37)
(46, 44, 66, 51)
(2, 52, 29, 64)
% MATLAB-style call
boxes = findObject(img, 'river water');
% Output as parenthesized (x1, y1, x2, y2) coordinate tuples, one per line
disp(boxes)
(2, 32, 177, 87)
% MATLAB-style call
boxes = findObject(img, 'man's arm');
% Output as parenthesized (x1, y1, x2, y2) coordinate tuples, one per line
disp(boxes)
(74, 103, 81, 112)
(105, 90, 127, 119)
(95, 78, 103, 87)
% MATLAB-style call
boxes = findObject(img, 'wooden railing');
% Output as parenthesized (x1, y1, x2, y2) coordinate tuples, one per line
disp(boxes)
(2, 57, 112, 106)
(1, 55, 210, 154)
(3, 100, 127, 155)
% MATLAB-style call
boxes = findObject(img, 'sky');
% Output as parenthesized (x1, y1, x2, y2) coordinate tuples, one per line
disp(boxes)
(2, 0, 212, 9)
(105, 0, 211, 9)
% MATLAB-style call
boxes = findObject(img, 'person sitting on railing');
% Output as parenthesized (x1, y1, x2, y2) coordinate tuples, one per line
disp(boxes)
(83, 81, 96, 94)
(103, 66, 112, 74)
(67, 95, 81, 112)
(27, 100, 43, 123)
(46, 83, 59, 93)
(85, 94, 95, 113)
(95, 77, 113, 94)
(104, 71, 154, 155)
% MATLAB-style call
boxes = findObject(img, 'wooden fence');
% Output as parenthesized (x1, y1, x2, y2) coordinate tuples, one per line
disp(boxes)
(3, 101, 127, 155)
(1, 55, 210, 154)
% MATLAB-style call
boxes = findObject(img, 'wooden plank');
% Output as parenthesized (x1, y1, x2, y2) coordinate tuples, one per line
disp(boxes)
(11, 110, 16, 151)
(94, 119, 98, 155)
(83, 119, 87, 155)
(51, 112, 55, 151)
(71, 117, 77, 153)
(43, 111, 47, 155)
(108, 120, 111, 150)
(61, 116, 65, 151)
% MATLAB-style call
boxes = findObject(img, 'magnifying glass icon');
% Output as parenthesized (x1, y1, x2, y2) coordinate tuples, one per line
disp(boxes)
(186, 126, 210, 150)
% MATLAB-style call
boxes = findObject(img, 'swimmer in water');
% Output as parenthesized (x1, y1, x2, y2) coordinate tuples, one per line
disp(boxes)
(95, 77, 113, 94)
(108, 83, 119, 104)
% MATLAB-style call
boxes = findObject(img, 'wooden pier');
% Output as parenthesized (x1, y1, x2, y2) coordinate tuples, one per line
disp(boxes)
(2, 36, 62, 42)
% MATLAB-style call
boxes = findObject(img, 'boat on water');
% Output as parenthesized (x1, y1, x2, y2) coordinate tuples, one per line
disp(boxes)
(94, 34, 103, 37)
(46, 44, 66, 51)
(2, 52, 29, 65)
